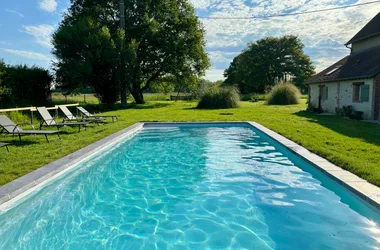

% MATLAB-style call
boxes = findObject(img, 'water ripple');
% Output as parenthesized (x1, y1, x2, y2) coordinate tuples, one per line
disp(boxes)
(0, 126, 379, 249)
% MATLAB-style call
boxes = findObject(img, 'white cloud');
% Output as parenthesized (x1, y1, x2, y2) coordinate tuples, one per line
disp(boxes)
(208, 51, 238, 64)
(6, 9, 24, 18)
(21, 25, 55, 48)
(1, 48, 52, 61)
(191, 0, 222, 9)
(204, 68, 225, 81)
(38, 0, 58, 13)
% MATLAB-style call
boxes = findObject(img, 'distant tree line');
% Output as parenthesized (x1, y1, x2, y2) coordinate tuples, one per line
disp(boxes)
(224, 35, 315, 94)
(53, 0, 210, 105)
(0, 60, 52, 108)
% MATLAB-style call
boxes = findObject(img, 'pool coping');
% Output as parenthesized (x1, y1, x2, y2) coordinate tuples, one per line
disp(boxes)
(0, 122, 144, 208)
(1, 121, 380, 211)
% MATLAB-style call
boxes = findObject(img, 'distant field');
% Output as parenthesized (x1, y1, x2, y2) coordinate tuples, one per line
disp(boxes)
(51, 93, 100, 104)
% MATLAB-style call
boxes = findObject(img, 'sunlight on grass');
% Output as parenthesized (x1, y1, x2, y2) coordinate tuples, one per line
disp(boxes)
(0, 99, 380, 187)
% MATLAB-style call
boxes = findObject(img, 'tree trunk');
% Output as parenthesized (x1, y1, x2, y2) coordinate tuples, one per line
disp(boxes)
(130, 88, 145, 104)
(119, 0, 127, 107)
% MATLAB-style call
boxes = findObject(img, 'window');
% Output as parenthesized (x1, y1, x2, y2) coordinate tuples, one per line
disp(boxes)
(353, 82, 369, 103)
(353, 84, 360, 102)
(323, 86, 328, 101)
(325, 65, 342, 76)
(319, 85, 328, 101)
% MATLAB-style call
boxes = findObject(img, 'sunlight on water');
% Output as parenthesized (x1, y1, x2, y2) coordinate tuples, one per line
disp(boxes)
(0, 125, 379, 249)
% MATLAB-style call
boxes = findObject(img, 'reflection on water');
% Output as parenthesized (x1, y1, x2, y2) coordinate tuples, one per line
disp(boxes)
(0, 126, 379, 249)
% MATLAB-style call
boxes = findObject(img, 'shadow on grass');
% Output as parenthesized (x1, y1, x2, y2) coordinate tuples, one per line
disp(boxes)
(182, 107, 197, 110)
(295, 110, 380, 146)
(128, 103, 171, 109)
(182, 107, 237, 111)
(0, 139, 39, 146)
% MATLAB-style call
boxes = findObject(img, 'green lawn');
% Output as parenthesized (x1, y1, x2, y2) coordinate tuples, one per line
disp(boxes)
(1, 100, 380, 187)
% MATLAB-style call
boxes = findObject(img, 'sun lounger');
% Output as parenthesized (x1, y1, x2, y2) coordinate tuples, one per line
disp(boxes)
(0, 115, 60, 142)
(58, 105, 104, 125)
(37, 107, 87, 132)
(77, 107, 118, 122)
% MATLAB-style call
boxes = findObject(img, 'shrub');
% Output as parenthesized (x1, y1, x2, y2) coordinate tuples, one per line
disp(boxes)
(1, 64, 52, 107)
(0, 60, 11, 106)
(336, 105, 363, 120)
(266, 83, 301, 105)
(197, 87, 240, 109)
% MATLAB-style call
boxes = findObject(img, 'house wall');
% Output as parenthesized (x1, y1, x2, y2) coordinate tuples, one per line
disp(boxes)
(309, 78, 374, 119)
(374, 74, 380, 120)
(351, 34, 380, 53)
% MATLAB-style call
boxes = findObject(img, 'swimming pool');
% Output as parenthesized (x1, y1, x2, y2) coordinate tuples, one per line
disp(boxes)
(0, 123, 379, 249)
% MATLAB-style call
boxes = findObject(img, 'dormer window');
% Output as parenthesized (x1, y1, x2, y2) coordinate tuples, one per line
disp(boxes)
(325, 65, 342, 76)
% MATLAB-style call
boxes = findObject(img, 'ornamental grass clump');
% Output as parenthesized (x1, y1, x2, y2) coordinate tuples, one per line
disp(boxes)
(197, 87, 240, 109)
(266, 83, 301, 105)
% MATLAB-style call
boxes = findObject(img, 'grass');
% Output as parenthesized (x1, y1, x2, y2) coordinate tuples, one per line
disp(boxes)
(0, 100, 380, 187)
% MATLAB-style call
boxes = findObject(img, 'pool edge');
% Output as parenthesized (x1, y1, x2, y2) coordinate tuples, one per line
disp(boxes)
(1, 121, 380, 211)
(247, 121, 380, 210)
(0, 122, 144, 208)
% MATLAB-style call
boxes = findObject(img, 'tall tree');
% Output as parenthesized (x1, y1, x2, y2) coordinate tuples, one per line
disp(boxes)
(52, 17, 128, 104)
(119, 0, 127, 107)
(0, 59, 10, 106)
(54, 0, 210, 104)
(224, 36, 315, 93)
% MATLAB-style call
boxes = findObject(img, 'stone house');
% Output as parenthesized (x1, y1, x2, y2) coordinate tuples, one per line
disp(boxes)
(306, 12, 380, 120)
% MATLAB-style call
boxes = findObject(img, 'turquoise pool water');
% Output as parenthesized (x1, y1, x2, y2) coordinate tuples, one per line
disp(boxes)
(0, 124, 380, 249)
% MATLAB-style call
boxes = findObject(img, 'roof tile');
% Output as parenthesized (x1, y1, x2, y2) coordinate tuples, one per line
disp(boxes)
(346, 12, 380, 45)
(306, 46, 380, 84)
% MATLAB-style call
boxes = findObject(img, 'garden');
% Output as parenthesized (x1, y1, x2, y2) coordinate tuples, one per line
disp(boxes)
(1, 96, 380, 188)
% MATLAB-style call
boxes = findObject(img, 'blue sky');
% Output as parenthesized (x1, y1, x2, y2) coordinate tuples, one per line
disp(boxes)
(0, 0, 379, 81)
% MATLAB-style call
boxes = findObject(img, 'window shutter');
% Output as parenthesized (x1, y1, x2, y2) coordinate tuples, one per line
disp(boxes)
(360, 85, 369, 102)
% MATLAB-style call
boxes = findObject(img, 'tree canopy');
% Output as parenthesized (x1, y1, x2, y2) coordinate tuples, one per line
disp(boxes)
(224, 36, 315, 94)
(0, 60, 52, 107)
(53, 0, 210, 104)
(53, 17, 127, 104)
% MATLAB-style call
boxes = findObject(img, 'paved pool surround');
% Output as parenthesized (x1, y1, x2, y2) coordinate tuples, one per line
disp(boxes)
(1, 122, 380, 211)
